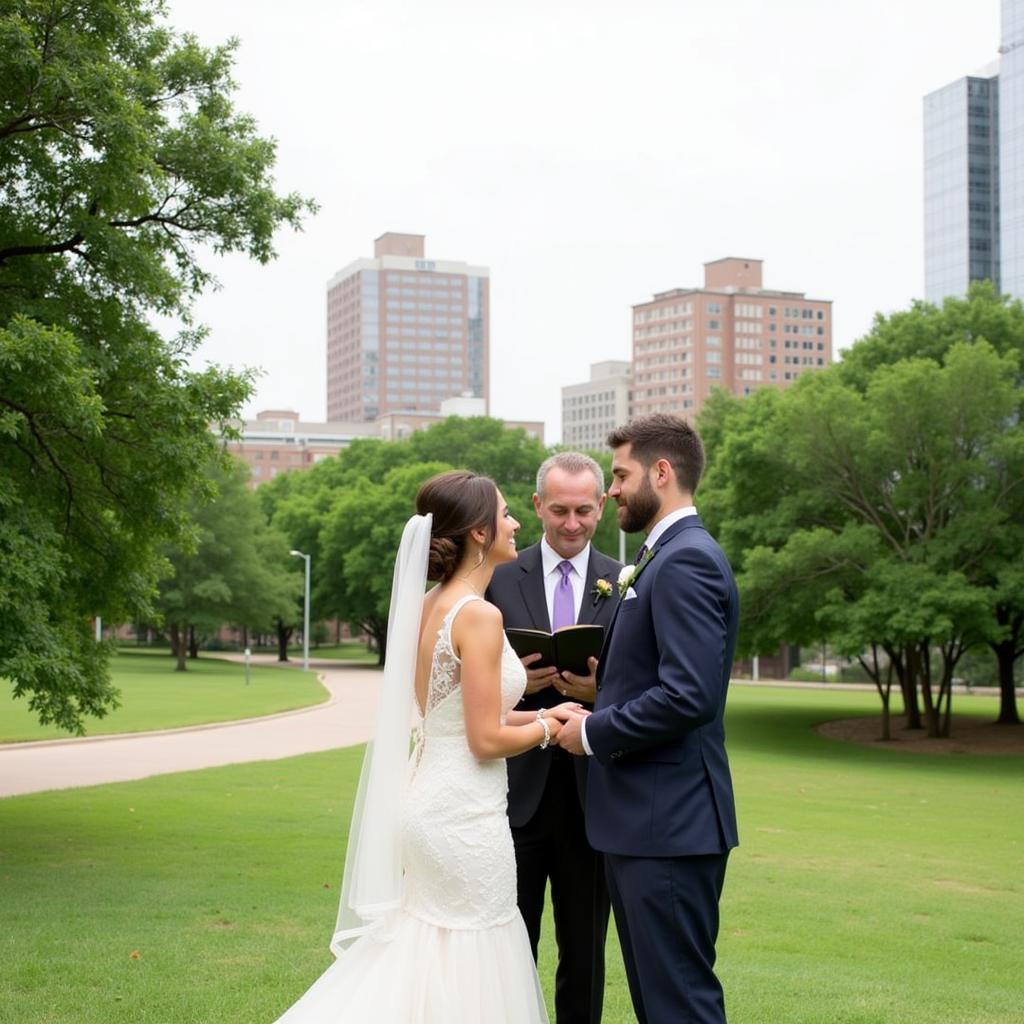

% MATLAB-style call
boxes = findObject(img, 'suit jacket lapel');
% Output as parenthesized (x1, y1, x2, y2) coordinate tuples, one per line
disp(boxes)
(516, 543, 551, 630)
(577, 547, 602, 626)
(599, 516, 704, 657)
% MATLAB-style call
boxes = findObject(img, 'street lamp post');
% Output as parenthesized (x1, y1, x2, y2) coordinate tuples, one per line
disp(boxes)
(290, 549, 311, 672)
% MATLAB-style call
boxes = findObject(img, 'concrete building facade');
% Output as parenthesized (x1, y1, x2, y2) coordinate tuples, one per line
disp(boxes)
(630, 258, 832, 420)
(561, 360, 632, 451)
(326, 233, 489, 422)
(226, 407, 543, 487)
(223, 410, 379, 487)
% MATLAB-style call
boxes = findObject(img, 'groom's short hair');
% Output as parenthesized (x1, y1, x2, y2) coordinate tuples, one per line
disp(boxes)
(607, 414, 705, 495)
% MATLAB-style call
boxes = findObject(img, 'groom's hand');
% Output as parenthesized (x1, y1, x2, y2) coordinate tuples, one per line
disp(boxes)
(555, 656, 599, 704)
(554, 711, 586, 755)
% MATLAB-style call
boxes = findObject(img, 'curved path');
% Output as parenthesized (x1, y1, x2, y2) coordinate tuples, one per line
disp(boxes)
(0, 658, 382, 799)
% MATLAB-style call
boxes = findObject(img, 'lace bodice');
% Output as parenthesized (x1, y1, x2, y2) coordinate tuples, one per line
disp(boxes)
(418, 594, 527, 738)
(402, 594, 527, 929)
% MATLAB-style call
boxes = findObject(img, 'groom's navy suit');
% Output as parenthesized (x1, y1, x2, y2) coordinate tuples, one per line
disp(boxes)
(585, 514, 739, 1024)
(487, 540, 619, 1024)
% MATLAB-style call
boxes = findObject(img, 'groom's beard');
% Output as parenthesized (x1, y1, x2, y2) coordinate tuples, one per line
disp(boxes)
(617, 475, 660, 534)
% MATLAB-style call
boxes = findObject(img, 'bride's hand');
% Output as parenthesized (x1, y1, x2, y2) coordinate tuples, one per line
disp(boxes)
(545, 702, 590, 723)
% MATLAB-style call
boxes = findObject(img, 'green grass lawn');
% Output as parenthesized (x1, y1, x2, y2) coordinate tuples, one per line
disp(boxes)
(0, 651, 327, 743)
(299, 641, 379, 664)
(0, 686, 1021, 1023)
(231, 640, 379, 664)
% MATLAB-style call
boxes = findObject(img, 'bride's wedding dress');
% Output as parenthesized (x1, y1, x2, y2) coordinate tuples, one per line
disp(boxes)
(275, 594, 548, 1023)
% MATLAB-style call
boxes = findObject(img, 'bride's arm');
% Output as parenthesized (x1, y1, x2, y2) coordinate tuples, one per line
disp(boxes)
(456, 602, 562, 760)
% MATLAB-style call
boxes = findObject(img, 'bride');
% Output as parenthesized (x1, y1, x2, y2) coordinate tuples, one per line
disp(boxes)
(274, 470, 585, 1023)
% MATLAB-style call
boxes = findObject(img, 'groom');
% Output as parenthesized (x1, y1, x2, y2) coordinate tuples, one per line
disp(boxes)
(556, 414, 739, 1024)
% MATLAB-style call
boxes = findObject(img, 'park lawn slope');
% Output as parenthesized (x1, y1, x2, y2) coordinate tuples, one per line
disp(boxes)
(0, 651, 327, 743)
(0, 687, 1021, 1023)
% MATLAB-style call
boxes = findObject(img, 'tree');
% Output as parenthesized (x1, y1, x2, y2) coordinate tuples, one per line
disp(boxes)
(0, 1, 313, 728)
(838, 284, 1024, 724)
(155, 458, 299, 670)
(699, 338, 1023, 737)
(319, 461, 452, 663)
(264, 417, 617, 662)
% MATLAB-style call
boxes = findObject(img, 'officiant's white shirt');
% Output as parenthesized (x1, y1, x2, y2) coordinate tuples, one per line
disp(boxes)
(580, 505, 697, 755)
(540, 537, 590, 628)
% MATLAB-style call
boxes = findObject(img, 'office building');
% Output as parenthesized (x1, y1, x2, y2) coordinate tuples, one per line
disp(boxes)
(1000, 0, 1024, 295)
(561, 360, 632, 451)
(326, 233, 489, 421)
(227, 406, 543, 487)
(924, 70, 1000, 301)
(630, 258, 832, 420)
(923, 1, 1024, 301)
(224, 410, 379, 487)
(377, 395, 544, 443)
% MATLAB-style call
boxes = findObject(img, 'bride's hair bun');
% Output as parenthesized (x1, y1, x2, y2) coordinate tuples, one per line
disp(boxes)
(416, 470, 500, 584)
(427, 536, 460, 582)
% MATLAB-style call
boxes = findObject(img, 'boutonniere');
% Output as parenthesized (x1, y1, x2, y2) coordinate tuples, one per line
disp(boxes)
(617, 550, 656, 597)
(591, 578, 613, 604)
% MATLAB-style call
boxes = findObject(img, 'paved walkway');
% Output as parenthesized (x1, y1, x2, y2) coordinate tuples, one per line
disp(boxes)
(0, 658, 382, 799)
(2, 662, 1015, 800)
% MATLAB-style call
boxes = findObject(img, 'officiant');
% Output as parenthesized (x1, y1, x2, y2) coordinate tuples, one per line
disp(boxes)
(486, 451, 621, 1024)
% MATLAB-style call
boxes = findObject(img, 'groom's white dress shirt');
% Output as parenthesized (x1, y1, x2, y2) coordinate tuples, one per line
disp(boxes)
(579, 505, 697, 756)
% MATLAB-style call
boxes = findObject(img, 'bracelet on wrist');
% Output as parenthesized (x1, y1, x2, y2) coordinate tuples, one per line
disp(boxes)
(536, 708, 546, 721)
(537, 716, 551, 750)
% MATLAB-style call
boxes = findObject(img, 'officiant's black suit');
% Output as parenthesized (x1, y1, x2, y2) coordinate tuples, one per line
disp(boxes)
(487, 541, 620, 1024)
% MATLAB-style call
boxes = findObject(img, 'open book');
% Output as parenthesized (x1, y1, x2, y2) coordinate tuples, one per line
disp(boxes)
(504, 624, 605, 677)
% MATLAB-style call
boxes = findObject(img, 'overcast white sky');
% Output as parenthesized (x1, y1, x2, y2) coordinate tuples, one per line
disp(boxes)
(166, 0, 1000, 442)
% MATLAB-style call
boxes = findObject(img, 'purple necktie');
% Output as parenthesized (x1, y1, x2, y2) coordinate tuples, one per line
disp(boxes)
(634, 544, 648, 565)
(552, 560, 575, 631)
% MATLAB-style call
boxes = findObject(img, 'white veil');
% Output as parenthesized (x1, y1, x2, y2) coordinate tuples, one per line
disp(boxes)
(331, 513, 431, 954)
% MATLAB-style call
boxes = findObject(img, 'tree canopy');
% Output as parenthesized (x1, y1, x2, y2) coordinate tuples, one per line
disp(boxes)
(155, 457, 299, 670)
(699, 284, 1024, 733)
(262, 417, 623, 662)
(0, 1, 313, 729)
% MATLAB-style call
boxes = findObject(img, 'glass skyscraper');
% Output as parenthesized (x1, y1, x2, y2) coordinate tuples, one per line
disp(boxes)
(924, 0, 1024, 302)
(924, 74, 999, 302)
(999, 0, 1024, 296)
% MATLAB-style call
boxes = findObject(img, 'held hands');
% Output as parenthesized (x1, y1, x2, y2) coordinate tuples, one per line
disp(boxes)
(552, 710, 587, 756)
(545, 701, 588, 723)
(536, 702, 590, 751)
(538, 696, 592, 756)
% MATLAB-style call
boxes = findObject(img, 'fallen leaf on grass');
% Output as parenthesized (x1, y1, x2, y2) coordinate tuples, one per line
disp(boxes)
(129, 950, 141, 960)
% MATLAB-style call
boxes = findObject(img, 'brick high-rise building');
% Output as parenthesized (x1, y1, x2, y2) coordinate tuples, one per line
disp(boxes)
(630, 258, 832, 419)
(326, 232, 489, 421)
